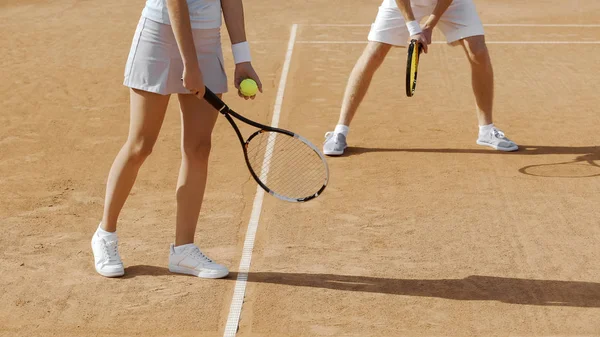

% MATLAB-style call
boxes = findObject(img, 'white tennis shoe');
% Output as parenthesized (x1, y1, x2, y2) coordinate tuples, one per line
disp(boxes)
(477, 126, 518, 152)
(91, 230, 125, 278)
(323, 131, 348, 156)
(168, 243, 229, 279)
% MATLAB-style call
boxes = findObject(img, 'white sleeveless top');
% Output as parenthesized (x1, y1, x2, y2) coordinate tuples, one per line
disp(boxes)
(142, 0, 222, 29)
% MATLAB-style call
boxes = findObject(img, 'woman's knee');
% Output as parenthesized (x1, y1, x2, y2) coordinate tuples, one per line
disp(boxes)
(182, 138, 212, 163)
(126, 137, 156, 163)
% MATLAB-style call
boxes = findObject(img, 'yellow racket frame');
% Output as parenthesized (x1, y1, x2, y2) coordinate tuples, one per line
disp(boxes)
(405, 39, 421, 97)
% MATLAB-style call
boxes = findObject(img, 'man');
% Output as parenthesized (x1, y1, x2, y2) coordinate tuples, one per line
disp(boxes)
(323, 0, 518, 156)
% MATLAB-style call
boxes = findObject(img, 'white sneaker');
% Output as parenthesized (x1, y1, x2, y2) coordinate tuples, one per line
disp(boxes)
(323, 131, 348, 156)
(168, 243, 229, 279)
(477, 126, 518, 152)
(91, 229, 125, 278)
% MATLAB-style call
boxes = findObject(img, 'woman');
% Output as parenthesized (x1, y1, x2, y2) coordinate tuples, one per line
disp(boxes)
(91, 0, 262, 278)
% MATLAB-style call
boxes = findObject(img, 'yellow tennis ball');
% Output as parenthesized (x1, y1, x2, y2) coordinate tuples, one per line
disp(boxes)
(240, 79, 258, 97)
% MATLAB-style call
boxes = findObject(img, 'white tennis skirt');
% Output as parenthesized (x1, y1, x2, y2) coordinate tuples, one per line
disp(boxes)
(123, 16, 228, 95)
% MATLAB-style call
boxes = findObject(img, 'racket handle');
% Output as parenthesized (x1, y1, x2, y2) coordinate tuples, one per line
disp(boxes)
(203, 86, 229, 113)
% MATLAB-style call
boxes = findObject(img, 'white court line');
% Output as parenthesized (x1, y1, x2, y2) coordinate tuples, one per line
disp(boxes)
(306, 23, 600, 27)
(223, 23, 298, 337)
(296, 40, 600, 44)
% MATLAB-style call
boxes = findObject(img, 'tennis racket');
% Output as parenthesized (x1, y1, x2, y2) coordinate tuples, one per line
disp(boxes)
(405, 39, 422, 97)
(202, 87, 329, 203)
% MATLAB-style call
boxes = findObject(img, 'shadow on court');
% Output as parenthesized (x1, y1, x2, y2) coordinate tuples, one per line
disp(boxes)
(232, 272, 600, 308)
(123, 265, 172, 278)
(344, 145, 600, 178)
(344, 145, 600, 156)
(122, 267, 600, 307)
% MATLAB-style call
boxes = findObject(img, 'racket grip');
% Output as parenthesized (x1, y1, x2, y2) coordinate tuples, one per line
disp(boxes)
(203, 86, 228, 113)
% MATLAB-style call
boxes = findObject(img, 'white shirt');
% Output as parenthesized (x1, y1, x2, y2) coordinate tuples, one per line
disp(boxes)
(142, 0, 222, 29)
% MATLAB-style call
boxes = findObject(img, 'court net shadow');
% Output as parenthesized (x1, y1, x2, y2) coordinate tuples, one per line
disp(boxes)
(232, 272, 600, 308)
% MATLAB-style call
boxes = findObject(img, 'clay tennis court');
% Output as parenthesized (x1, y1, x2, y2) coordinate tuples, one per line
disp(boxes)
(1, 0, 599, 336)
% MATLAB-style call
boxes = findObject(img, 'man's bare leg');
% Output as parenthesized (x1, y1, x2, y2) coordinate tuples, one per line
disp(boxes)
(461, 35, 518, 151)
(323, 41, 392, 156)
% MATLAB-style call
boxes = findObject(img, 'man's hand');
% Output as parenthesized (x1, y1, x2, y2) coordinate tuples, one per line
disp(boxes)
(421, 24, 433, 45)
(234, 62, 262, 100)
(410, 32, 429, 53)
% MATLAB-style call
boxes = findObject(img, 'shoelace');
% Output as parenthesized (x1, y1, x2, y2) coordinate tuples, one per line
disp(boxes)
(491, 128, 506, 139)
(325, 132, 341, 144)
(189, 247, 214, 263)
(103, 240, 121, 263)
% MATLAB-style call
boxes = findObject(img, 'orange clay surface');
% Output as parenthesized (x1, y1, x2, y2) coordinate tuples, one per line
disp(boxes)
(1, 1, 599, 336)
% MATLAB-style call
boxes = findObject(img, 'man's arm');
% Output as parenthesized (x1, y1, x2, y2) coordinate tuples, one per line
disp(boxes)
(424, 0, 453, 29)
(394, 0, 429, 52)
(419, 0, 453, 45)
(394, 0, 417, 22)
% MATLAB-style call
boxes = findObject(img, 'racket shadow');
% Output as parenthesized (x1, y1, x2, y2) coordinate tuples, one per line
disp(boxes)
(519, 152, 600, 178)
(229, 272, 600, 308)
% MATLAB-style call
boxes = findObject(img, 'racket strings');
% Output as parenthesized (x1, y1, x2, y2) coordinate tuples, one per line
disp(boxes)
(257, 152, 322, 193)
(253, 134, 325, 192)
(246, 131, 327, 200)
(266, 153, 324, 194)
(250, 142, 323, 197)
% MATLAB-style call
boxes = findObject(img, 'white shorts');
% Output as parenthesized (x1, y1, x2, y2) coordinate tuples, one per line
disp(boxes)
(368, 0, 485, 47)
(123, 17, 228, 95)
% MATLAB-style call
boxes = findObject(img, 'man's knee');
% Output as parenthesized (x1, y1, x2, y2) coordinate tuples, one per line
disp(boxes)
(463, 36, 490, 65)
(360, 41, 392, 68)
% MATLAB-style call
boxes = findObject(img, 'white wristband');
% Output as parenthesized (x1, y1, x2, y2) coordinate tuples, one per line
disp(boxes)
(232, 41, 251, 64)
(406, 20, 422, 36)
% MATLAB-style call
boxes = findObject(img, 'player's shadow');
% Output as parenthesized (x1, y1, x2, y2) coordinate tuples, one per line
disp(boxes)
(120, 267, 600, 307)
(122, 265, 173, 278)
(232, 272, 600, 308)
(344, 145, 600, 157)
(344, 145, 600, 178)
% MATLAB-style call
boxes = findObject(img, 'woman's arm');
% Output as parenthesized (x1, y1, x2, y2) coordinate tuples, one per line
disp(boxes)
(166, 0, 205, 96)
(222, 0, 262, 98)
(222, 0, 247, 45)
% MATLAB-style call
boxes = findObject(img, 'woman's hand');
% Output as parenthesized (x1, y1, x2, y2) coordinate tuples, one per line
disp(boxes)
(234, 62, 262, 100)
(182, 64, 205, 98)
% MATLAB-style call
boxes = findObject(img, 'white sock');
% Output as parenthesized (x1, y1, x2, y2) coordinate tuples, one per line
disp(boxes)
(173, 243, 196, 254)
(334, 124, 349, 137)
(96, 224, 117, 239)
(479, 123, 494, 136)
